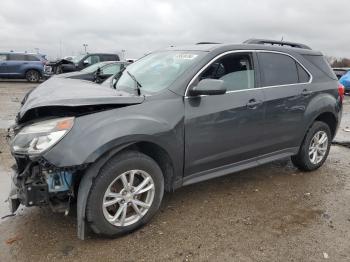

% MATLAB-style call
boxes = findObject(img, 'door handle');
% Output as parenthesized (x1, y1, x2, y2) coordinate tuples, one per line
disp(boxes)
(246, 99, 262, 109)
(301, 89, 313, 96)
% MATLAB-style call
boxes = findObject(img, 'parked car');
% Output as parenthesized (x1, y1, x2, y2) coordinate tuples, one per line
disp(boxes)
(54, 61, 130, 83)
(339, 71, 350, 94)
(0, 52, 46, 82)
(8, 39, 343, 239)
(332, 67, 350, 79)
(44, 53, 120, 78)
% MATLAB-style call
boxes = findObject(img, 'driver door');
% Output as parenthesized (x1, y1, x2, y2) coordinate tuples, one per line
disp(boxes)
(184, 52, 266, 178)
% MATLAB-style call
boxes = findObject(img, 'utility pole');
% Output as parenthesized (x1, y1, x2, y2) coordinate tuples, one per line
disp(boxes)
(83, 44, 88, 54)
(59, 40, 62, 58)
(121, 49, 126, 61)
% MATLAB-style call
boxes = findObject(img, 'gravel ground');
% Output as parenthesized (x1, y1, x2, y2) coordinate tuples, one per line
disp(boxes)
(0, 81, 349, 262)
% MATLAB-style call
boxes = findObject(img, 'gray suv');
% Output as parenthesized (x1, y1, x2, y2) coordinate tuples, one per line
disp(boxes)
(8, 39, 344, 239)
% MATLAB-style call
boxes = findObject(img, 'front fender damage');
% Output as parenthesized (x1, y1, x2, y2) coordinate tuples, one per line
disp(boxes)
(77, 144, 132, 240)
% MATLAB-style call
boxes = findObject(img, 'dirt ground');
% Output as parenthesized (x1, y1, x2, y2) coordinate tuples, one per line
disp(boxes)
(0, 81, 349, 262)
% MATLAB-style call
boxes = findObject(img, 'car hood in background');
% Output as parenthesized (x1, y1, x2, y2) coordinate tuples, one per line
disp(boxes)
(18, 77, 144, 122)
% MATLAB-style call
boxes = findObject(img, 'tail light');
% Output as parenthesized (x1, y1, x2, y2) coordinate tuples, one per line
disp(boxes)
(338, 83, 345, 102)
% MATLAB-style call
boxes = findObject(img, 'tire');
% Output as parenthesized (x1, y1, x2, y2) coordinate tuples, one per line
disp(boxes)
(291, 121, 331, 171)
(86, 151, 164, 237)
(25, 70, 40, 82)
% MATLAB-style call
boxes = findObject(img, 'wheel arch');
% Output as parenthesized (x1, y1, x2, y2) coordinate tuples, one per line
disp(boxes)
(76, 140, 177, 240)
(25, 68, 42, 77)
(313, 112, 337, 139)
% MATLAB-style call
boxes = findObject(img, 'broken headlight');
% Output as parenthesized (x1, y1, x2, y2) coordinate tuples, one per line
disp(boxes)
(11, 117, 74, 156)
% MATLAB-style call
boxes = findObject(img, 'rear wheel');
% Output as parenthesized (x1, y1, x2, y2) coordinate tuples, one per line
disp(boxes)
(86, 151, 164, 237)
(25, 70, 40, 82)
(291, 121, 331, 171)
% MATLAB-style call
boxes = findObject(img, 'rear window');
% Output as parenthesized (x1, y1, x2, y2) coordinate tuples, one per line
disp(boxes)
(302, 55, 337, 80)
(8, 54, 26, 61)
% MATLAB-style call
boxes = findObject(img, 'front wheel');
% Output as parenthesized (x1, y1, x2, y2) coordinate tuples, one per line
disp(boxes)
(86, 151, 164, 237)
(291, 121, 331, 171)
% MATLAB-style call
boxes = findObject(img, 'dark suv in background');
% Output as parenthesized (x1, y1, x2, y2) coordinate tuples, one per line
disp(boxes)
(8, 39, 343, 239)
(44, 53, 120, 77)
(0, 52, 46, 82)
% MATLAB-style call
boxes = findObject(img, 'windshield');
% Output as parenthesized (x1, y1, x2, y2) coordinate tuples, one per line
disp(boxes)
(81, 62, 107, 73)
(71, 54, 85, 63)
(115, 51, 204, 94)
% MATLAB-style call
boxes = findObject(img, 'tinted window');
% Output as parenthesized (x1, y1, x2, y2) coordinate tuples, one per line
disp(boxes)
(101, 64, 121, 75)
(85, 55, 100, 65)
(8, 54, 26, 61)
(258, 53, 299, 86)
(102, 55, 119, 61)
(0, 54, 7, 61)
(26, 55, 40, 61)
(200, 53, 255, 91)
(297, 63, 310, 83)
(303, 55, 337, 80)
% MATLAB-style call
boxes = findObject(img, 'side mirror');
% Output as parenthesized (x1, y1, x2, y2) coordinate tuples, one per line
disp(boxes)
(189, 79, 226, 96)
(83, 59, 90, 66)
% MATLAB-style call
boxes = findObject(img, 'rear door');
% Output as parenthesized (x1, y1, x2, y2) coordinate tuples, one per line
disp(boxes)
(184, 52, 266, 177)
(257, 51, 311, 153)
(7, 53, 27, 76)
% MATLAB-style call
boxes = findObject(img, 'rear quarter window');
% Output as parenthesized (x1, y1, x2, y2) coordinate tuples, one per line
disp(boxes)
(302, 55, 337, 80)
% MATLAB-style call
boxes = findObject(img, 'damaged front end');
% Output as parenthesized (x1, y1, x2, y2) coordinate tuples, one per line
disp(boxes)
(7, 117, 79, 215)
(44, 59, 76, 78)
(8, 159, 77, 214)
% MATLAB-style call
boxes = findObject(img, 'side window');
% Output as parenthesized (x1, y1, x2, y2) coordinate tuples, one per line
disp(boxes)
(200, 53, 255, 91)
(101, 55, 118, 61)
(26, 55, 40, 61)
(0, 54, 7, 61)
(258, 53, 299, 86)
(8, 54, 26, 61)
(297, 63, 310, 83)
(101, 64, 121, 75)
(85, 55, 100, 65)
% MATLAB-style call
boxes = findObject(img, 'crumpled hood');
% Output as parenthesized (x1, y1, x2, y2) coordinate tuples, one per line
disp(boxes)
(19, 77, 144, 121)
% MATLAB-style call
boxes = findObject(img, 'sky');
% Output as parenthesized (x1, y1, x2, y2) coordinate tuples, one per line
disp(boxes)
(0, 0, 349, 60)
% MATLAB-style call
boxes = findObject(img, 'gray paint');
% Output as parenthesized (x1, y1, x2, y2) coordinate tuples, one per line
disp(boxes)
(17, 43, 342, 189)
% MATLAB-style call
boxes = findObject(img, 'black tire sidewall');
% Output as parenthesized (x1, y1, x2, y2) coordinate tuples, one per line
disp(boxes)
(86, 151, 164, 237)
(26, 70, 39, 82)
(299, 121, 332, 170)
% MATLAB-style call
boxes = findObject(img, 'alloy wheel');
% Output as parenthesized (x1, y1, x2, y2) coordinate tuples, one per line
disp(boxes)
(308, 131, 328, 165)
(102, 170, 155, 227)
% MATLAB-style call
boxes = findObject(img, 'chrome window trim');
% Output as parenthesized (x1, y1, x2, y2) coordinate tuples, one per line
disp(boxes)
(184, 50, 313, 98)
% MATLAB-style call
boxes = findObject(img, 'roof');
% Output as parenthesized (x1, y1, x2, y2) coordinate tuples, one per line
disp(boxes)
(165, 42, 322, 56)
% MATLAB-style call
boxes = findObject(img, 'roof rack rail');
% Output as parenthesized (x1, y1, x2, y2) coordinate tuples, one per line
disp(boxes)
(196, 42, 221, 45)
(243, 39, 312, 50)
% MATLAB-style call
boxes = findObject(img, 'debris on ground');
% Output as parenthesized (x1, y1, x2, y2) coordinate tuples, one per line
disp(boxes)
(323, 252, 329, 259)
(5, 235, 22, 245)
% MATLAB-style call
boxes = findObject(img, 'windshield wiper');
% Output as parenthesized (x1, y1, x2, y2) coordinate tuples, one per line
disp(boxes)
(126, 70, 142, 96)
